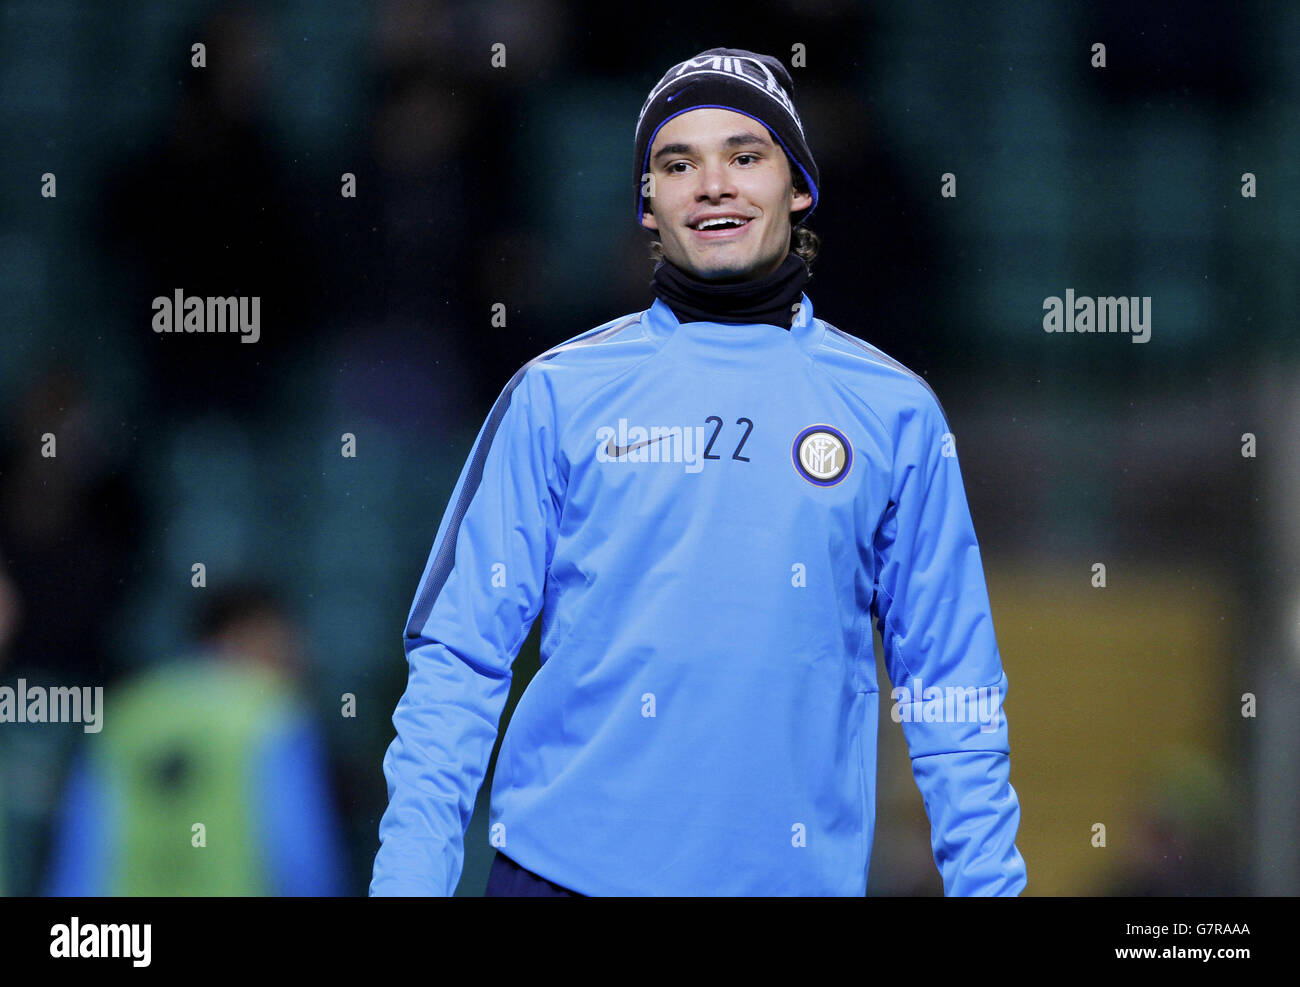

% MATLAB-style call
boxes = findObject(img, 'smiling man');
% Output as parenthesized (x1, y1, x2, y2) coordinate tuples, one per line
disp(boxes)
(371, 47, 1027, 897)
(640, 107, 811, 281)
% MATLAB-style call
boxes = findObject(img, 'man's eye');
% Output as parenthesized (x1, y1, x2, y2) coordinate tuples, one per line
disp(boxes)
(667, 162, 690, 173)
(735, 154, 758, 165)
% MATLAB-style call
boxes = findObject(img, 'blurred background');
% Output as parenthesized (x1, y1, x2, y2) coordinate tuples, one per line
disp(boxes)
(1, 0, 1297, 896)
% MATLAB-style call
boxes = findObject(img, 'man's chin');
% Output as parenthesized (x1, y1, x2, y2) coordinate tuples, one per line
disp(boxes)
(677, 252, 759, 283)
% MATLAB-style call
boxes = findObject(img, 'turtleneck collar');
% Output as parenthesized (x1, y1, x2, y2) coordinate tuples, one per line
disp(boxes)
(650, 251, 811, 330)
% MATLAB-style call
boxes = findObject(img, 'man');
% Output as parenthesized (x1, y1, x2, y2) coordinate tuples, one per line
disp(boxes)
(371, 48, 1027, 896)
(45, 583, 347, 896)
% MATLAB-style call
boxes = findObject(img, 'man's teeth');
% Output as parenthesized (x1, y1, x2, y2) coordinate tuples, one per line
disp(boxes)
(695, 217, 749, 229)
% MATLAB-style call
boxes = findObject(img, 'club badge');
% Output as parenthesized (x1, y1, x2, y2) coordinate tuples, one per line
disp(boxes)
(792, 424, 852, 486)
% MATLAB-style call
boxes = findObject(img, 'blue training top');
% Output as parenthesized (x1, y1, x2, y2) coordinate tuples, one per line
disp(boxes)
(371, 293, 1027, 896)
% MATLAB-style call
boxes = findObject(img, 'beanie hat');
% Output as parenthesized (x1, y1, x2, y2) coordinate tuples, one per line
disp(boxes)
(633, 48, 819, 228)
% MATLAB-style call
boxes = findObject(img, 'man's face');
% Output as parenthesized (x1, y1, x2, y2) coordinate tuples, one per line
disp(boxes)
(640, 107, 812, 282)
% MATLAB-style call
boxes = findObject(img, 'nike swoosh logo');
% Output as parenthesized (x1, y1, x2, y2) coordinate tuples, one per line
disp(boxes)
(606, 435, 667, 457)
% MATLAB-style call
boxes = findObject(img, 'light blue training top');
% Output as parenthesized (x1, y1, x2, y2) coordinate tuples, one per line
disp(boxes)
(371, 294, 1027, 896)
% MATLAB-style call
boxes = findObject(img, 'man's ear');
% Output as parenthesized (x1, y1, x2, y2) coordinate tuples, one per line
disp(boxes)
(790, 185, 813, 213)
(640, 203, 658, 231)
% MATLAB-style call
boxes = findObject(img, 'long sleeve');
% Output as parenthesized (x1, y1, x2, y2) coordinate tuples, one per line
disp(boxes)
(370, 364, 562, 896)
(871, 394, 1027, 896)
(44, 751, 114, 897)
(252, 714, 348, 896)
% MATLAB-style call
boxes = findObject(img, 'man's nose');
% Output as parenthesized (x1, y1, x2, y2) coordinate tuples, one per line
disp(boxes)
(697, 158, 736, 200)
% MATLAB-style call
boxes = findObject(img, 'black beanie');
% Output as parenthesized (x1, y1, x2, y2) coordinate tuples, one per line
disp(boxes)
(634, 48, 819, 228)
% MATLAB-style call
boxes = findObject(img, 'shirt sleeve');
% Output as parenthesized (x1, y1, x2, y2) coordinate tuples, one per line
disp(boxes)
(252, 713, 348, 896)
(370, 364, 561, 896)
(870, 393, 1027, 897)
(44, 750, 114, 897)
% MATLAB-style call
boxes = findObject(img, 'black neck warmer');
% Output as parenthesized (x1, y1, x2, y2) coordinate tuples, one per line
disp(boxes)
(651, 251, 810, 330)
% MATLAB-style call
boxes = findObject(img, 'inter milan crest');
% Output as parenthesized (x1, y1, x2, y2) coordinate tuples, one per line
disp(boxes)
(792, 424, 852, 486)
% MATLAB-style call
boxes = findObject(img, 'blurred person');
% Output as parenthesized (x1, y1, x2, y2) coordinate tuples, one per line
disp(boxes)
(372, 49, 1025, 896)
(0, 366, 141, 685)
(94, 3, 320, 419)
(0, 367, 141, 895)
(44, 583, 347, 896)
(312, 59, 479, 430)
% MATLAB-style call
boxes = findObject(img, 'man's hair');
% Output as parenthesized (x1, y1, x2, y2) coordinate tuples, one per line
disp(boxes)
(192, 581, 289, 643)
(645, 167, 820, 269)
